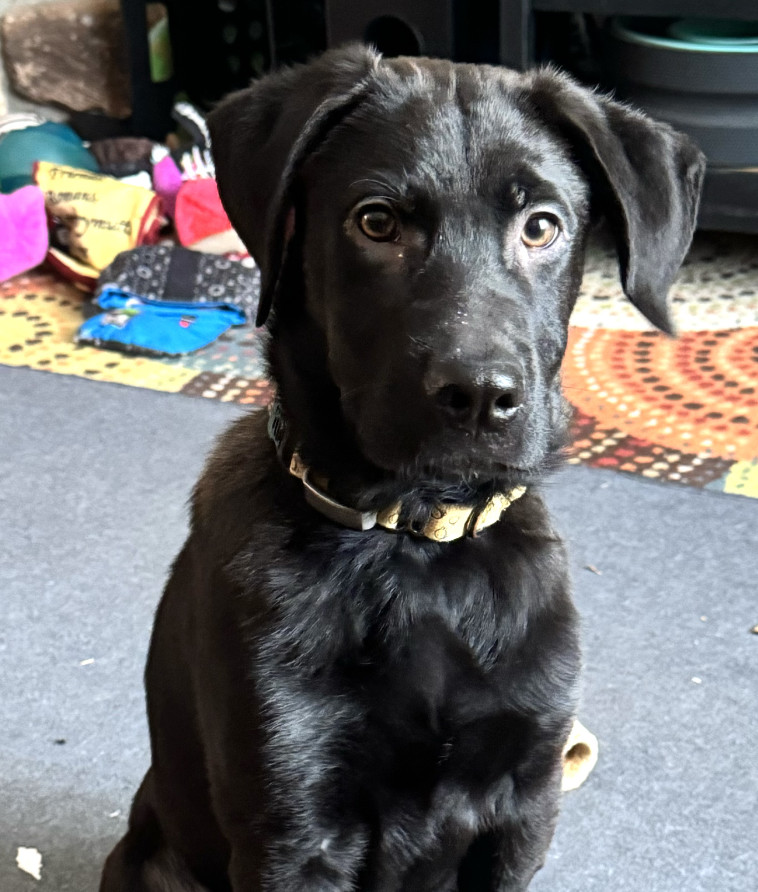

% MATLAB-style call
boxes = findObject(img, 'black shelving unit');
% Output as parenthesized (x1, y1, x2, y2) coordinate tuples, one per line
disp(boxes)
(119, 0, 326, 138)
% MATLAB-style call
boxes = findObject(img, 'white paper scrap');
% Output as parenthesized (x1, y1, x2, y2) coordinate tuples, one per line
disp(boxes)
(16, 846, 42, 880)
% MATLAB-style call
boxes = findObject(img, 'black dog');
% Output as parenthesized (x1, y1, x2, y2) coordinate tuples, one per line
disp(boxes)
(101, 46, 704, 891)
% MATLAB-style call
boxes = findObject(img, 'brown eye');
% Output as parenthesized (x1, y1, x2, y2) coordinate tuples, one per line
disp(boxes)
(358, 204, 398, 242)
(521, 214, 559, 248)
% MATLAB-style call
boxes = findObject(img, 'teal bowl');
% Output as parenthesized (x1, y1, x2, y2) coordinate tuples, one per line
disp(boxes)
(603, 16, 758, 166)
(668, 18, 758, 48)
(611, 16, 758, 53)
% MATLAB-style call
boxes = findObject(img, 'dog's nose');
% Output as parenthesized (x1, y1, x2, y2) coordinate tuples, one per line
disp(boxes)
(427, 363, 523, 432)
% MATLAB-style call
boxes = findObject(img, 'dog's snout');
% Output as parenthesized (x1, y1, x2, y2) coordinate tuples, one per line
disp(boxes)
(427, 363, 523, 432)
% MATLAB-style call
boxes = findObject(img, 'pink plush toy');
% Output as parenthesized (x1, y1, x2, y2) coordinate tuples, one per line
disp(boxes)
(0, 185, 48, 281)
(151, 152, 183, 220)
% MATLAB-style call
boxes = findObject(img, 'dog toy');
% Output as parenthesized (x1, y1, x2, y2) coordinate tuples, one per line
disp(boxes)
(562, 719, 599, 792)
(0, 185, 48, 281)
(77, 286, 246, 357)
(34, 161, 163, 288)
(96, 244, 261, 323)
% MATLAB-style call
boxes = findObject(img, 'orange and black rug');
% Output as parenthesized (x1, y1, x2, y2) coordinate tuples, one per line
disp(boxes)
(2, 232, 757, 498)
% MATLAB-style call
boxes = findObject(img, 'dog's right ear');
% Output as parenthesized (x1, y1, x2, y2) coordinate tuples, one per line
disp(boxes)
(209, 44, 380, 326)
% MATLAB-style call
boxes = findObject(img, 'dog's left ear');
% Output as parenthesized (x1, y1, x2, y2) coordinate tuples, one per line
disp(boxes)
(526, 70, 706, 334)
(208, 45, 380, 326)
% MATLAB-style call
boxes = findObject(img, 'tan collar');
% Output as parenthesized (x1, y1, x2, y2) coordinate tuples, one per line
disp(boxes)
(288, 452, 526, 542)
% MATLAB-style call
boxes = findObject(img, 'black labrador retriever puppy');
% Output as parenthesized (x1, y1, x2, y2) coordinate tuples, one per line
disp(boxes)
(101, 46, 704, 892)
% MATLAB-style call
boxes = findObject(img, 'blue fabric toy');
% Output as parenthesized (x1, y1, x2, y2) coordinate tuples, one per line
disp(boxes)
(77, 287, 246, 356)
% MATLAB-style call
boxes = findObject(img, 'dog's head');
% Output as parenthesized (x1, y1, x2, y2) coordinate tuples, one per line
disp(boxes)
(210, 46, 704, 484)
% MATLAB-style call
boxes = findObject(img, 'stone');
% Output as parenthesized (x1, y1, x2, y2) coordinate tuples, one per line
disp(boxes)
(1, 0, 131, 118)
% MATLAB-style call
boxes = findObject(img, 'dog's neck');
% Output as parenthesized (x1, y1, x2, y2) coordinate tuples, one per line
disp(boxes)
(266, 390, 525, 538)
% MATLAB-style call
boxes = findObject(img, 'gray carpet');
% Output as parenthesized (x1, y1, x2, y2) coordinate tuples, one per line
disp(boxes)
(1, 364, 756, 891)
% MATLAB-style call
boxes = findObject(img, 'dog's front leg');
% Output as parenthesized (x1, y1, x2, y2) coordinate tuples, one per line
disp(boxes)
(458, 770, 562, 892)
(217, 678, 370, 892)
(488, 779, 562, 892)
(226, 821, 369, 892)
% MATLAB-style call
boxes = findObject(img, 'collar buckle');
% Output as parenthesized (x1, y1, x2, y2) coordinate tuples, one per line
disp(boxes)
(302, 469, 378, 532)
(267, 397, 288, 462)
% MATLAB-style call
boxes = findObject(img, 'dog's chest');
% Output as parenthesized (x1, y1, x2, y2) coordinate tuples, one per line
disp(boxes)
(321, 545, 540, 795)
(352, 610, 530, 788)
(259, 521, 570, 799)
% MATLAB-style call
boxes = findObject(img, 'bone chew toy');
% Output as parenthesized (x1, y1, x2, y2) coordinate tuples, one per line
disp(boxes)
(562, 719, 599, 792)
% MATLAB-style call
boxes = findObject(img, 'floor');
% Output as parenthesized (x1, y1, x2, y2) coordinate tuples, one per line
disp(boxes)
(1, 364, 756, 891)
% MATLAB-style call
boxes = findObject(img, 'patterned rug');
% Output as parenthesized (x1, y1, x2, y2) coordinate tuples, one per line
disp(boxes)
(2, 232, 757, 498)
(566, 234, 758, 498)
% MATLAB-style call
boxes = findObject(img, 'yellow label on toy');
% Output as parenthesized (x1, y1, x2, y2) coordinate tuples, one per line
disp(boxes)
(35, 162, 162, 271)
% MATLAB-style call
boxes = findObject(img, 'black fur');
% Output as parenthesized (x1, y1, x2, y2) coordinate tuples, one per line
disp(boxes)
(100, 46, 704, 891)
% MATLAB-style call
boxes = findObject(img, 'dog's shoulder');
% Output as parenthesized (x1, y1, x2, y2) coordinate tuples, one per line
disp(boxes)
(190, 409, 290, 555)
(192, 410, 269, 513)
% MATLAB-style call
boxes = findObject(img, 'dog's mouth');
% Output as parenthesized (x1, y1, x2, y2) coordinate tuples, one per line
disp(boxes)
(360, 430, 566, 491)
(416, 452, 564, 488)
